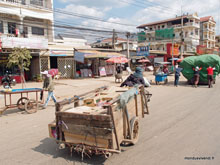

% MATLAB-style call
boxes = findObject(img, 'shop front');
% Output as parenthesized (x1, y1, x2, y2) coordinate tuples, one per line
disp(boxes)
(74, 50, 124, 78)
(0, 54, 22, 83)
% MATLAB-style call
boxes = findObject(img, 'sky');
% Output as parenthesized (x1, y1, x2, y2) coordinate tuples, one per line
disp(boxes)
(53, 0, 220, 42)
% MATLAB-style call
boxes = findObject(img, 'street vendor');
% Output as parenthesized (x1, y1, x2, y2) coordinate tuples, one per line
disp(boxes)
(41, 71, 57, 109)
(120, 67, 145, 87)
(116, 64, 123, 74)
(207, 66, 215, 88)
(193, 66, 202, 88)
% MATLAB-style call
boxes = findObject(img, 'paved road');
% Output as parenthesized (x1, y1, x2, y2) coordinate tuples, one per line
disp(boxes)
(0, 76, 220, 165)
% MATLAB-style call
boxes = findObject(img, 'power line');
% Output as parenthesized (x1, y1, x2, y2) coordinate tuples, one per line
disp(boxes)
(54, 8, 137, 27)
(118, 0, 179, 15)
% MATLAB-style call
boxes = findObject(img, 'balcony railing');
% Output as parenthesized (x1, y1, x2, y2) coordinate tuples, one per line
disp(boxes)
(1, 0, 51, 9)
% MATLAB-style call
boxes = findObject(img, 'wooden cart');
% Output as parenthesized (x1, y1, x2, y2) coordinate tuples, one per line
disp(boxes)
(48, 85, 152, 158)
(0, 88, 44, 115)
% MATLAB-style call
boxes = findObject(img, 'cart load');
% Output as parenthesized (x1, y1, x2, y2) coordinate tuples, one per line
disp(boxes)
(180, 54, 220, 83)
(48, 85, 152, 158)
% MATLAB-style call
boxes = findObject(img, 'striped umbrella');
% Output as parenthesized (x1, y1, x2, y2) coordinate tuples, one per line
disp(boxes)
(106, 56, 129, 63)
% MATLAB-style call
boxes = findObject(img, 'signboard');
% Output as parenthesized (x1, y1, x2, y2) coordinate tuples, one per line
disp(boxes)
(1, 37, 48, 49)
(196, 45, 206, 55)
(99, 67, 107, 76)
(197, 45, 219, 55)
(156, 28, 174, 40)
(137, 46, 149, 56)
(167, 43, 179, 56)
(138, 32, 146, 42)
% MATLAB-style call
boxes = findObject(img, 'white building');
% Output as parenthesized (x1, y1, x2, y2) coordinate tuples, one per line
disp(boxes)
(137, 13, 200, 53)
(0, 0, 53, 80)
(200, 16, 216, 48)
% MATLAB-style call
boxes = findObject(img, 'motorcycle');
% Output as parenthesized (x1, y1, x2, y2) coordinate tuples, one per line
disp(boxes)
(1, 71, 16, 89)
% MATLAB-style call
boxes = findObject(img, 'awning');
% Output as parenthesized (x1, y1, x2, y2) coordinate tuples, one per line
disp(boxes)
(77, 50, 125, 59)
(50, 50, 67, 57)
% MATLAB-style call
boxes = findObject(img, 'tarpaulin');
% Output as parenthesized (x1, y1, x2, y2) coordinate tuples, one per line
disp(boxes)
(180, 54, 220, 83)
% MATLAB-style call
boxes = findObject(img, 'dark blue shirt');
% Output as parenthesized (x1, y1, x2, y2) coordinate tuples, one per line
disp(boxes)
(175, 68, 183, 76)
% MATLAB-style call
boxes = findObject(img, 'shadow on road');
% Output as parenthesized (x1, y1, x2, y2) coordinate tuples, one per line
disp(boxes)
(33, 138, 107, 165)
(0, 108, 24, 116)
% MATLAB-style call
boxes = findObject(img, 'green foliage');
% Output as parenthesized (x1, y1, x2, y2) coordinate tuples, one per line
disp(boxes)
(7, 48, 32, 71)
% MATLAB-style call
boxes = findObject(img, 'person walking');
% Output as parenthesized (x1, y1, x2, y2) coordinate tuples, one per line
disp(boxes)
(193, 66, 202, 88)
(41, 71, 57, 109)
(207, 66, 215, 88)
(174, 65, 183, 87)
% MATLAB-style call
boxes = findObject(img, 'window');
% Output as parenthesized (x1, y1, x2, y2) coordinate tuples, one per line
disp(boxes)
(150, 28, 152, 31)
(162, 25, 165, 28)
(32, 27, 44, 36)
(195, 29, 198, 35)
(8, 22, 16, 34)
(30, 0, 43, 6)
(0, 21, 3, 33)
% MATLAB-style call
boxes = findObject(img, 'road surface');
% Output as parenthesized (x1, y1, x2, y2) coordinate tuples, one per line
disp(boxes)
(0, 75, 220, 165)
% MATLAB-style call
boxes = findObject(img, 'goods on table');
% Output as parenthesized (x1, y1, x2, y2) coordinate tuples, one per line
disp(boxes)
(180, 54, 220, 83)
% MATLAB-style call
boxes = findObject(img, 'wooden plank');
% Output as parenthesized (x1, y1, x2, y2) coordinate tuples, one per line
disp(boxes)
(62, 124, 113, 139)
(109, 106, 121, 151)
(61, 117, 113, 128)
(135, 95, 138, 117)
(56, 112, 111, 121)
(64, 131, 109, 148)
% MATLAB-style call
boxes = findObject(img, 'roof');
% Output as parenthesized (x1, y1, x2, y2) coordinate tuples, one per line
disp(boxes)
(200, 16, 211, 22)
(137, 15, 189, 28)
(76, 50, 125, 58)
(101, 38, 127, 43)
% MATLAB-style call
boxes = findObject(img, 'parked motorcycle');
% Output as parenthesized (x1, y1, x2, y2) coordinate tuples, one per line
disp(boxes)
(1, 71, 16, 89)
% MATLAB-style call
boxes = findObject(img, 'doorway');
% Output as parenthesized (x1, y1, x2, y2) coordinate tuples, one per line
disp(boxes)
(50, 57, 58, 69)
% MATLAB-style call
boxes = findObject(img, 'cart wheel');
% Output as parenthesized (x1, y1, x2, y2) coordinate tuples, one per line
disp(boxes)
(130, 117, 139, 145)
(165, 78, 168, 84)
(17, 97, 29, 111)
(25, 99, 38, 114)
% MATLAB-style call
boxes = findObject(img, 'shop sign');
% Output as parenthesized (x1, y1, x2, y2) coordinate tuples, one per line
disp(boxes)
(167, 43, 179, 56)
(137, 46, 149, 56)
(1, 37, 48, 49)
(99, 67, 107, 76)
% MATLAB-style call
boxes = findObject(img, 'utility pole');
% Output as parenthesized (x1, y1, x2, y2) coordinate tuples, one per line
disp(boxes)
(126, 32, 131, 67)
(112, 29, 115, 49)
(180, 0, 184, 59)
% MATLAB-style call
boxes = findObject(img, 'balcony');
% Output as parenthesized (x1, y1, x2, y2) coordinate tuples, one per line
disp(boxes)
(185, 22, 200, 28)
(0, 0, 51, 9)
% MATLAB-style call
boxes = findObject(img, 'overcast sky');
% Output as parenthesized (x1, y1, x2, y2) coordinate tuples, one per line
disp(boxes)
(54, 0, 220, 41)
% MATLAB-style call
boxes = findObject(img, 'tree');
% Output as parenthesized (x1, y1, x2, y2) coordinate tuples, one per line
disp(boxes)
(7, 48, 32, 88)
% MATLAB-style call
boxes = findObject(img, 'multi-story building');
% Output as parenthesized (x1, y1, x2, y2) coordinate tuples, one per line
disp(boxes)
(137, 13, 200, 53)
(200, 16, 216, 48)
(0, 0, 54, 81)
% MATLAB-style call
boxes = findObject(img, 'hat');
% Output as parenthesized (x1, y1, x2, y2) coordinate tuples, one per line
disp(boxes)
(41, 71, 48, 75)
(195, 66, 199, 71)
